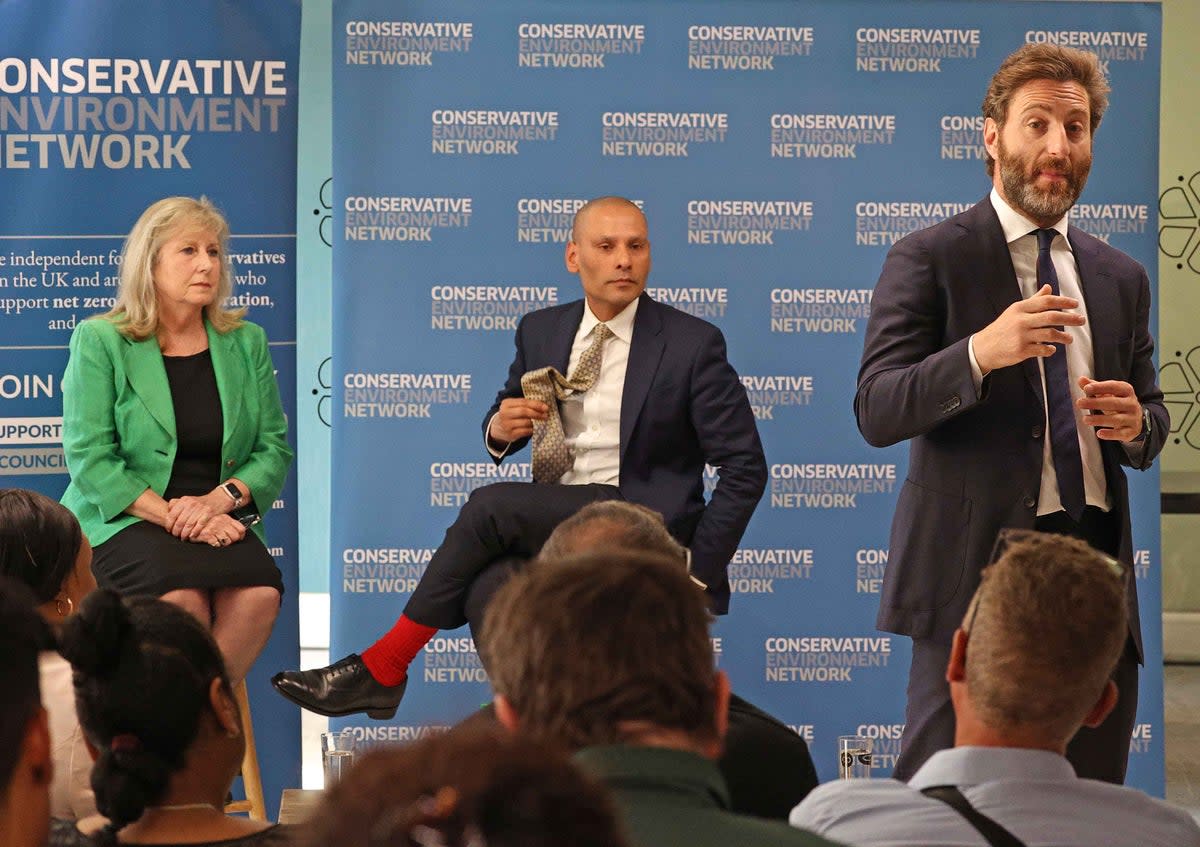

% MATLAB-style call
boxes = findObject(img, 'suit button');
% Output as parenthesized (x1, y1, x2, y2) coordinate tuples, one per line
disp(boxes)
(1031, 424, 1043, 439)
(1023, 494, 1036, 508)
(226, 459, 235, 467)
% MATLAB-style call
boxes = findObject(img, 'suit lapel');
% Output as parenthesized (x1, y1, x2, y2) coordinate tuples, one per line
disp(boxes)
(620, 295, 665, 463)
(1070, 233, 1118, 379)
(552, 302, 584, 372)
(969, 198, 1044, 403)
(207, 322, 245, 448)
(122, 336, 175, 434)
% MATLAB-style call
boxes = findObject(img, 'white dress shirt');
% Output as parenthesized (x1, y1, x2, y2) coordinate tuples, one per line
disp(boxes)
(790, 746, 1200, 847)
(557, 298, 636, 486)
(968, 189, 1108, 515)
(486, 298, 637, 487)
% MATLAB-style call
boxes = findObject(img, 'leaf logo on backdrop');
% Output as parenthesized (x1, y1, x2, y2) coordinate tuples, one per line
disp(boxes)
(1160, 172, 1200, 275)
(1159, 346, 1200, 451)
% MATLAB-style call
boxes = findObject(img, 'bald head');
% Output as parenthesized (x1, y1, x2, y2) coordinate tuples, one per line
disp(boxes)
(570, 196, 644, 243)
(538, 500, 684, 563)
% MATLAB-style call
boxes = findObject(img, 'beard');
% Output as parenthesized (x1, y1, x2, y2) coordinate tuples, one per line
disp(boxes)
(996, 136, 1091, 223)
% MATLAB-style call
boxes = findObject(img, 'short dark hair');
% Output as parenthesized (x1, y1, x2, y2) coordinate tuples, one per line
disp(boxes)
(538, 500, 684, 563)
(0, 577, 51, 791)
(59, 591, 230, 841)
(304, 725, 630, 847)
(965, 531, 1126, 741)
(482, 551, 716, 750)
(981, 43, 1110, 176)
(0, 488, 84, 604)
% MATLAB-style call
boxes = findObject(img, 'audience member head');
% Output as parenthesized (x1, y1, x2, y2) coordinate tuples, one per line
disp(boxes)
(59, 591, 244, 845)
(949, 530, 1127, 749)
(981, 43, 1109, 178)
(483, 550, 726, 755)
(538, 500, 685, 563)
(0, 487, 94, 625)
(107, 196, 243, 339)
(0, 577, 54, 847)
(306, 724, 629, 847)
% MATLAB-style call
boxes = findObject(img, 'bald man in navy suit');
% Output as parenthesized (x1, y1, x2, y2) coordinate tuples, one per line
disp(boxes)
(275, 196, 766, 719)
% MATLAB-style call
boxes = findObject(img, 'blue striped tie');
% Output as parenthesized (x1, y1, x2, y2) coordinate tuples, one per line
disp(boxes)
(1035, 228, 1085, 522)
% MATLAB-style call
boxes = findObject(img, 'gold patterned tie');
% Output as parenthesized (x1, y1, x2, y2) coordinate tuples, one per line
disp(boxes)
(521, 323, 614, 484)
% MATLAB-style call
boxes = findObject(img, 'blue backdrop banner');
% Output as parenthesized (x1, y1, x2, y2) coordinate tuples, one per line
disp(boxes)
(329, 0, 1164, 793)
(0, 0, 302, 818)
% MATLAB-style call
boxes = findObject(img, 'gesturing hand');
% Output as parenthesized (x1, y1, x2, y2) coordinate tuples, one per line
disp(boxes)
(489, 397, 550, 444)
(972, 284, 1086, 375)
(1077, 377, 1144, 443)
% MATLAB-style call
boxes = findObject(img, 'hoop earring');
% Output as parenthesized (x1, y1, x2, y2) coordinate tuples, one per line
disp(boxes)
(55, 595, 74, 617)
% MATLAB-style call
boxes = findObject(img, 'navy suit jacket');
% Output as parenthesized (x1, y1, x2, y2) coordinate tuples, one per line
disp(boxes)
(855, 198, 1167, 658)
(482, 293, 767, 613)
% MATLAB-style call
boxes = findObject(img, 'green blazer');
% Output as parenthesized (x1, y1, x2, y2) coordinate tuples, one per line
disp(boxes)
(60, 317, 293, 547)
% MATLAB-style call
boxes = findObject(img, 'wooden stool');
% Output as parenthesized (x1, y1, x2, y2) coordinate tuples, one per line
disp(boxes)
(223, 680, 267, 821)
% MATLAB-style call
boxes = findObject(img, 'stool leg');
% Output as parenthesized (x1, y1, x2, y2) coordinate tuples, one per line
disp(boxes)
(223, 679, 268, 822)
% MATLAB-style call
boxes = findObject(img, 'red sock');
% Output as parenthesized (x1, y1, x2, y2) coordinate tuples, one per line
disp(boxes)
(361, 615, 438, 686)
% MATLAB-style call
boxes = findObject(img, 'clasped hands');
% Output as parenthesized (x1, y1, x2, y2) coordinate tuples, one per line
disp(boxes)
(165, 489, 247, 548)
(972, 284, 1144, 443)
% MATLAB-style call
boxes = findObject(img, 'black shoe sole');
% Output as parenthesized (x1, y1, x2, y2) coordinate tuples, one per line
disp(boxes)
(270, 678, 398, 720)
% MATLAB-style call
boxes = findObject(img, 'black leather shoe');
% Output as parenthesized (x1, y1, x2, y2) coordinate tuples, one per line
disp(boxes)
(271, 654, 407, 720)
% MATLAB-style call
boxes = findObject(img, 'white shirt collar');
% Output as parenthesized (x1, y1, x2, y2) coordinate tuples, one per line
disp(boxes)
(579, 296, 639, 345)
(908, 746, 1078, 789)
(989, 187, 1071, 249)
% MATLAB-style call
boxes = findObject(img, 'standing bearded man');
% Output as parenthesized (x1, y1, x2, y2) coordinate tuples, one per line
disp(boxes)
(855, 43, 1167, 783)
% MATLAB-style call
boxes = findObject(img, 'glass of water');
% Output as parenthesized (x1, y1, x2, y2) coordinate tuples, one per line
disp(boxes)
(321, 730, 357, 787)
(837, 735, 873, 779)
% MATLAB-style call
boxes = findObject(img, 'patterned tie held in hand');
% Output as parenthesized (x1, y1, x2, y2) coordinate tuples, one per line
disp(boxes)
(520, 323, 613, 484)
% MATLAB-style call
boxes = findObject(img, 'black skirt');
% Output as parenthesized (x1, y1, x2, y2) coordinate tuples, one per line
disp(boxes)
(92, 520, 283, 598)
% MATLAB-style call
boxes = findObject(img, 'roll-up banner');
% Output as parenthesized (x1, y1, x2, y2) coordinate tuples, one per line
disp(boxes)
(329, 0, 1163, 793)
(0, 0, 301, 818)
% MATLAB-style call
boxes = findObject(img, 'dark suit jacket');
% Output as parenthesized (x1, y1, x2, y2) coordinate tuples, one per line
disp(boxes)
(855, 198, 1167, 658)
(482, 293, 766, 613)
(61, 317, 293, 547)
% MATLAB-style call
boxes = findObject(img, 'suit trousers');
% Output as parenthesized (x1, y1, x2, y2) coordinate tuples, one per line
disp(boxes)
(894, 507, 1138, 784)
(403, 481, 623, 630)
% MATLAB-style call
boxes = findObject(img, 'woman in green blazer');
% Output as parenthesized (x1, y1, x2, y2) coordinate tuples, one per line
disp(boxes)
(60, 196, 293, 684)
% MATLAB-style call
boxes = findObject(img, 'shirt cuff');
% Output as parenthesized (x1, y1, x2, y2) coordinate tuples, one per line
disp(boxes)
(967, 334, 984, 397)
(485, 413, 512, 459)
(684, 548, 707, 589)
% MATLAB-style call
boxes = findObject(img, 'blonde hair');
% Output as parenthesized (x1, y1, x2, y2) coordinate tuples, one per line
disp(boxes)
(102, 196, 244, 339)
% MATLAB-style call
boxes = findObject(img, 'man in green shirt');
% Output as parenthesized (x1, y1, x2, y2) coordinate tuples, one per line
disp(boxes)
(481, 548, 843, 847)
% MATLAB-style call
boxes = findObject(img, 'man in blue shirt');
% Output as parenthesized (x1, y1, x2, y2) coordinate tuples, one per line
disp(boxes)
(790, 532, 1199, 847)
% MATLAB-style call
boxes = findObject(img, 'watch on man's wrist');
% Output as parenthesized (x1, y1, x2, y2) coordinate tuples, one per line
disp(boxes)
(1131, 407, 1151, 443)
(221, 481, 244, 508)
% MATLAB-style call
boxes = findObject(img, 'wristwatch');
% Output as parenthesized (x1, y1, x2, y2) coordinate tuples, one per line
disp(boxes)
(221, 481, 244, 508)
(1131, 407, 1151, 443)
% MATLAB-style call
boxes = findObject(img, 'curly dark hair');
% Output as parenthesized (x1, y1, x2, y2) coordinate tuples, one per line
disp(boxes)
(305, 724, 629, 847)
(59, 591, 231, 846)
